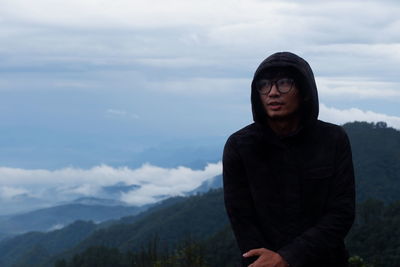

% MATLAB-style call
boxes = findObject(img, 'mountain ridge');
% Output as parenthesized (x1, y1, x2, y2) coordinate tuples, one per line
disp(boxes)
(0, 121, 399, 266)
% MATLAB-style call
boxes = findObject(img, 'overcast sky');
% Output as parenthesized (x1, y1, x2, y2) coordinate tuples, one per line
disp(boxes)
(1, 0, 399, 212)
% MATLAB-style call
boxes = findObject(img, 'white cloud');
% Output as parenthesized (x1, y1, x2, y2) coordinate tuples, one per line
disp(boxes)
(48, 224, 65, 231)
(0, 0, 293, 29)
(120, 162, 222, 205)
(0, 162, 222, 212)
(66, 184, 101, 196)
(2, 0, 399, 72)
(317, 77, 400, 99)
(0, 186, 29, 200)
(320, 103, 400, 129)
(1, 0, 399, 109)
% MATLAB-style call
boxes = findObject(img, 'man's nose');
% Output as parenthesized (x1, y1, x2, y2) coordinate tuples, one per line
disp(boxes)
(268, 84, 280, 96)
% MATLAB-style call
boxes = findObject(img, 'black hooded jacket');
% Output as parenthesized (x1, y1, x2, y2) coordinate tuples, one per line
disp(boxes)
(223, 52, 355, 267)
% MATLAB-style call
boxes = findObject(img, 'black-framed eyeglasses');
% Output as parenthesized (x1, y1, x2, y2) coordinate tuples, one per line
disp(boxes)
(256, 78, 295, 95)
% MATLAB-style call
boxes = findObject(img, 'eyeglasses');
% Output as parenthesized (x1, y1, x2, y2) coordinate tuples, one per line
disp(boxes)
(256, 78, 295, 95)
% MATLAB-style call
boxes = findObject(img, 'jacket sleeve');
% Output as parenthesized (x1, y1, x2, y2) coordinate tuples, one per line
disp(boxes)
(223, 135, 269, 265)
(277, 129, 356, 267)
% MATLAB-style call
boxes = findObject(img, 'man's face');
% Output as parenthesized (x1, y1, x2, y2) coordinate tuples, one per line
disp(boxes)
(258, 77, 301, 120)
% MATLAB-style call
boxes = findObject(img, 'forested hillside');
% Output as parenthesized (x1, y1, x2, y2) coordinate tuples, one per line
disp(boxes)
(0, 190, 229, 267)
(346, 199, 400, 266)
(0, 121, 399, 267)
(343, 121, 400, 203)
(54, 198, 400, 267)
(0, 221, 97, 267)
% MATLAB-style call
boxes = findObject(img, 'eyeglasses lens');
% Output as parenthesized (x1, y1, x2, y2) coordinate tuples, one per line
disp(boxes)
(257, 78, 293, 94)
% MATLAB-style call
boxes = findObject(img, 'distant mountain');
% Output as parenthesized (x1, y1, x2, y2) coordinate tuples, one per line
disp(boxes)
(0, 174, 221, 240)
(187, 174, 222, 195)
(101, 182, 140, 196)
(0, 189, 227, 267)
(0, 194, 190, 267)
(0, 193, 50, 216)
(0, 232, 7, 242)
(0, 202, 145, 238)
(70, 197, 127, 206)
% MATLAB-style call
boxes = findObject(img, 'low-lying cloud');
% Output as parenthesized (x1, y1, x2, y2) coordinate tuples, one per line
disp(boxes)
(0, 162, 222, 215)
(320, 103, 400, 129)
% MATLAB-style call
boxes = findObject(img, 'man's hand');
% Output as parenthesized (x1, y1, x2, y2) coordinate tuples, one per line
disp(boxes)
(243, 248, 289, 267)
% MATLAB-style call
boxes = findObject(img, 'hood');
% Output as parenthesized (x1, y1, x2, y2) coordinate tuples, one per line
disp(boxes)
(251, 52, 319, 127)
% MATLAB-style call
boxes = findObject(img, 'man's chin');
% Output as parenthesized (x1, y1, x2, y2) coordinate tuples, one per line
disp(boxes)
(266, 110, 301, 121)
(267, 114, 287, 121)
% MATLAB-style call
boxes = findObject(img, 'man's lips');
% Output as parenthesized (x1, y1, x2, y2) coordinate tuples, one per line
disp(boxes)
(267, 101, 284, 106)
(267, 101, 284, 110)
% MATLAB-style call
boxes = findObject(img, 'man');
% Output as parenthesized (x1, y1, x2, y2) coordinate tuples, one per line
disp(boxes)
(223, 52, 355, 267)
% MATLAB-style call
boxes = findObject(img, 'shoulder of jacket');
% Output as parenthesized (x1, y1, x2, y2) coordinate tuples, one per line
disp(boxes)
(228, 123, 260, 139)
(315, 120, 348, 139)
(225, 123, 262, 147)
